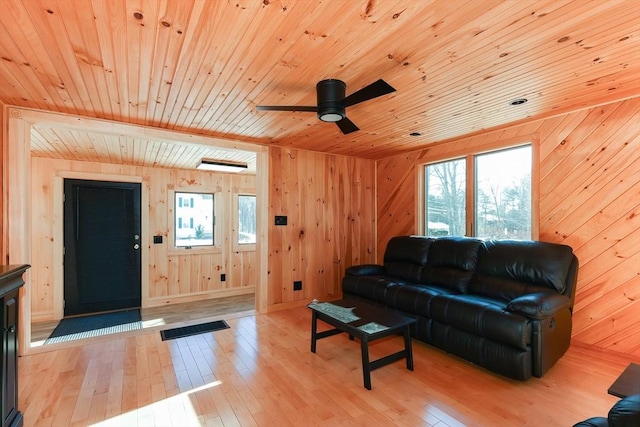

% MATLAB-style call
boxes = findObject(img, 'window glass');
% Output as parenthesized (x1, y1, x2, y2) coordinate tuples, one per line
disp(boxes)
(424, 159, 466, 237)
(475, 146, 532, 239)
(238, 195, 257, 244)
(174, 192, 214, 247)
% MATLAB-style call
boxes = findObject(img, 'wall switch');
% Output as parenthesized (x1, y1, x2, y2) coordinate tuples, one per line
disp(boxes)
(153, 235, 163, 244)
(221, 274, 226, 282)
(275, 215, 287, 226)
(293, 280, 302, 291)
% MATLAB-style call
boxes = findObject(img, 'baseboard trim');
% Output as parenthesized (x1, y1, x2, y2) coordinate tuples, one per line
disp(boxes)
(146, 287, 255, 308)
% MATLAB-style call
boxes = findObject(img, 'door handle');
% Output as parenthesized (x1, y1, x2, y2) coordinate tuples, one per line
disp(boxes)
(133, 243, 140, 250)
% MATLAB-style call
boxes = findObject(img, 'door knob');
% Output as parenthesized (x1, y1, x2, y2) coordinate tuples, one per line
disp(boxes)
(133, 243, 140, 250)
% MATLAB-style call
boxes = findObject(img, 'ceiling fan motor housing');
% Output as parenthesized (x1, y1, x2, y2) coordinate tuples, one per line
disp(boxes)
(316, 79, 346, 122)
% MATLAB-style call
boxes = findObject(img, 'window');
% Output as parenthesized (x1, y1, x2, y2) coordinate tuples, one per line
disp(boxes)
(475, 146, 531, 239)
(174, 191, 214, 247)
(238, 195, 257, 244)
(422, 144, 533, 239)
(424, 158, 466, 237)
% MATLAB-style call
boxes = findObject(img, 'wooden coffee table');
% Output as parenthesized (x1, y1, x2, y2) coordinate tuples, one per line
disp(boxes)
(308, 298, 417, 390)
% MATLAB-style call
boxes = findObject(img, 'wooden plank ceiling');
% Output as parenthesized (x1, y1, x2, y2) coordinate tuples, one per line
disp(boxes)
(1, 0, 639, 167)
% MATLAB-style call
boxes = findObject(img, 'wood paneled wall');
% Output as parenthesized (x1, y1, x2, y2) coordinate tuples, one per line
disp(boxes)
(376, 97, 640, 356)
(30, 156, 256, 321)
(267, 147, 376, 310)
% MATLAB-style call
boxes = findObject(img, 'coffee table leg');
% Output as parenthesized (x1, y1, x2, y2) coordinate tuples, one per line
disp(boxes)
(404, 326, 414, 371)
(361, 339, 372, 390)
(311, 311, 318, 353)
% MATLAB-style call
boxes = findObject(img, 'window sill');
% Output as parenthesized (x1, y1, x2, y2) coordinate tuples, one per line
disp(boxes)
(167, 246, 222, 256)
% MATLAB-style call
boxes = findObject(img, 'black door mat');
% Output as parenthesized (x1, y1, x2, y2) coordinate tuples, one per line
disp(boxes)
(45, 309, 142, 345)
(160, 320, 229, 341)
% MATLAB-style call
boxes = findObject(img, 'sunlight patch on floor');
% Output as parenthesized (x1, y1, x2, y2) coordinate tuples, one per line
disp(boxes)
(89, 380, 223, 426)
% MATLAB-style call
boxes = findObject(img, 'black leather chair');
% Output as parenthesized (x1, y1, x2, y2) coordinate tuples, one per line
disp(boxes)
(573, 394, 640, 427)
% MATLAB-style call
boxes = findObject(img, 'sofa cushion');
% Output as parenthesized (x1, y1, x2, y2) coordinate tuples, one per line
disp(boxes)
(506, 292, 572, 319)
(421, 237, 483, 293)
(383, 236, 433, 282)
(385, 262, 425, 284)
(430, 294, 531, 350)
(427, 237, 483, 270)
(384, 283, 455, 317)
(475, 240, 575, 293)
(342, 275, 396, 304)
(384, 236, 433, 265)
(470, 274, 555, 302)
(345, 264, 386, 276)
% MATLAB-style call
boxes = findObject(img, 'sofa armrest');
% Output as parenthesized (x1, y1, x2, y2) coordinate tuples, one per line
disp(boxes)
(345, 264, 386, 276)
(506, 292, 571, 319)
(609, 394, 640, 427)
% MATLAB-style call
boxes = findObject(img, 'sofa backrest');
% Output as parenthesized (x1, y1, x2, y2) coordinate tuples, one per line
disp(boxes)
(471, 240, 578, 303)
(422, 237, 483, 293)
(381, 236, 579, 305)
(383, 236, 433, 282)
(383, 235, 482, 292)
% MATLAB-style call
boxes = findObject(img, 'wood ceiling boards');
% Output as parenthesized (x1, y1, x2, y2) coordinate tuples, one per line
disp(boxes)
(1, 0, 639, 165)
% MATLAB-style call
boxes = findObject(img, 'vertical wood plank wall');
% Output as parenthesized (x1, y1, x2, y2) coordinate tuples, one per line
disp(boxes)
(376, 97, 640, 356)
(267, 147, 377, 310)
(30, 156, 256, 321)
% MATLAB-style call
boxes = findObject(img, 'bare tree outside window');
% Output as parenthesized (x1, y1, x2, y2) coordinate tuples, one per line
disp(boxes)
(238, 195, 257, 244)
(423, 144, 532, 239)
(475, 146, 531, 239)
(424, 158, 466, 236)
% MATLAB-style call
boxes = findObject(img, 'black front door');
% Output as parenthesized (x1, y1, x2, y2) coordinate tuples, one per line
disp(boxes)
(63, 179, 141, 316)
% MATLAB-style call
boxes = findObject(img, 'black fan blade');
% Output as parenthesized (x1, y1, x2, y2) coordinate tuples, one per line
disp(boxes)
(335, 116, 359, 134)
(256, 105, 317, 112)
(343, 79, 396, 107)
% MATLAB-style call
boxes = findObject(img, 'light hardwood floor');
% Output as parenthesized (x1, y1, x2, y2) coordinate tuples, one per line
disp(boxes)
(20, 305, 638, 426)
(30, 294, 256, 351)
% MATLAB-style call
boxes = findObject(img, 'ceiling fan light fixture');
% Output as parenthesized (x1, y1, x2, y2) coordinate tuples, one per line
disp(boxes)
(257, 77, 395, 134)
(317, 79, 346, 122)
(318, 109, 344, 122)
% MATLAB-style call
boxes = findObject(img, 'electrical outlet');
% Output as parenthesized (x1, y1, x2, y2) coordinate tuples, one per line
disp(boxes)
(220, 274, 226, 282)
(293, 280, 302, 291)
(153, 235, 163, 244)
(275, 215, 288, 226)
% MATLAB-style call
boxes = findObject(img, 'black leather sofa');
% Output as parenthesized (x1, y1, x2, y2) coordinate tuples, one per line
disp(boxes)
(573, 394, 640, 427)
(342, 236, 579, 380)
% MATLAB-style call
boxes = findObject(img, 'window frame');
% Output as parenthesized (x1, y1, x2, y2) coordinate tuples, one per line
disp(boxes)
(168, 187, 222, 255)
(232, 192, 257, 252)
(417, 137, 539, 240)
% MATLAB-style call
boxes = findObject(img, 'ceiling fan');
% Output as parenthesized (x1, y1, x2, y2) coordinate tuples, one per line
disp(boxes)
(256, 79, 396, 134)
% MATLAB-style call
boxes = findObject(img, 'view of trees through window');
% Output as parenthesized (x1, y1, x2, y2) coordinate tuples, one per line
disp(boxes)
(425, 158, 466, 236)
(174, 192, 214, 247)
(238, 195, 257, 244)
(424, 144, 532, 239)
(475, 146, 532, 239)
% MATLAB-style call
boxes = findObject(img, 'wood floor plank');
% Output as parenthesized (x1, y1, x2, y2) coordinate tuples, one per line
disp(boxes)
(20, 305, 640, 426)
